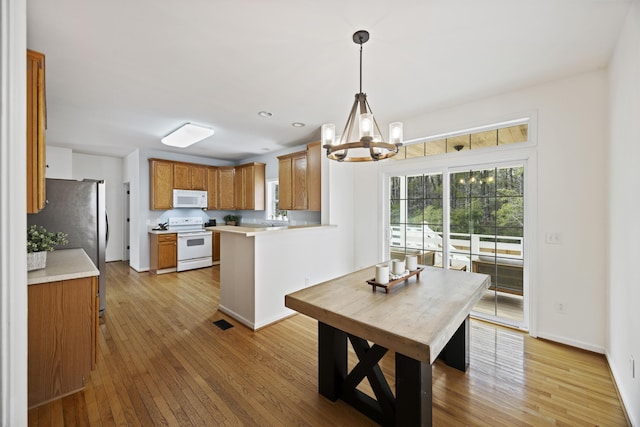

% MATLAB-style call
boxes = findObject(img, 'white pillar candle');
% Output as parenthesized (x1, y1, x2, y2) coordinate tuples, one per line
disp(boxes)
(375, 264, 389, 284)
(406, 255, 418, 271)
(392, 259, 406, 275)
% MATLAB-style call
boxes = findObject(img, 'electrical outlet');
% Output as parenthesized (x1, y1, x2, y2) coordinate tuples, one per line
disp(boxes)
(304, 277, 310, 286)
(555, 302, 567, 314)
(545, 232, 562, 245)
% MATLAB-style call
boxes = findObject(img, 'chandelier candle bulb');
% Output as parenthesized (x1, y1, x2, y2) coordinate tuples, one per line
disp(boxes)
(359, 113, 374, 139)
(390, 122, 403, 145)
(321, 123, 335, 146)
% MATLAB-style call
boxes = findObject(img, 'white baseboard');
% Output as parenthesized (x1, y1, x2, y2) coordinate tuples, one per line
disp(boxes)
(218, 305, 255, 330)
(217, 306, 296, 331)
(606, 351, 637, 427)
(536, 332, 605, 354)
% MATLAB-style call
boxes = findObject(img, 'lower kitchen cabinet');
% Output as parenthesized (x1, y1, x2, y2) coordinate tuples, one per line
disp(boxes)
(212, 231, 221, 263)
(150, 233, 177, 274)
(28, 276, 98, 408)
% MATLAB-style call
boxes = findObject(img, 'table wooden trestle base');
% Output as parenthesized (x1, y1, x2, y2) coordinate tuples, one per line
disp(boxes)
(319, 316, 469, 426)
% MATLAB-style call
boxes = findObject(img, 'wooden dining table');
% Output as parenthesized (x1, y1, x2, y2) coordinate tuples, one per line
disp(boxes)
(285, 264, 490, 426)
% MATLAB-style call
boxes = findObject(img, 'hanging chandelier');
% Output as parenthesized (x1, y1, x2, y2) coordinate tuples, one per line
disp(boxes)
(321, 30, 403, 162)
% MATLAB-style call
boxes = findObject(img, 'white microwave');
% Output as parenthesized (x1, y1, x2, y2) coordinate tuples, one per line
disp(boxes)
(173, 189, 208, 209)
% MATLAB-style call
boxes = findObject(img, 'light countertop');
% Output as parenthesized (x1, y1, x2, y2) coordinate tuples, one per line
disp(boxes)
(148, 227, 176, 235)
(27, 248, 99, 285)
(207, 224, 336, 236)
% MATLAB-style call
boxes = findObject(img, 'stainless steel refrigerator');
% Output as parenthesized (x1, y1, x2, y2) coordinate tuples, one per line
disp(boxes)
(28, 178, 108, 316)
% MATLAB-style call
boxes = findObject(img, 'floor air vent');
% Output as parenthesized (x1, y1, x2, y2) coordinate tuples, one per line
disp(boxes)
(213, 319, 234, 330)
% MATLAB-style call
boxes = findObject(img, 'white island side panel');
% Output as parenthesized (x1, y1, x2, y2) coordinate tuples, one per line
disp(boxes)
(218, 231, 256, 327)
(253, 226, 346, 329)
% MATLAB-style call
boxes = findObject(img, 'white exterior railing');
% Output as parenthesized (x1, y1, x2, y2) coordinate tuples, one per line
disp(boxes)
(390, 225, 523, 268)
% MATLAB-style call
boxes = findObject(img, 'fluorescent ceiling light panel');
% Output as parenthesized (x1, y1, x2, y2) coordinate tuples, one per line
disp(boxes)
(161, 123, 214, 147)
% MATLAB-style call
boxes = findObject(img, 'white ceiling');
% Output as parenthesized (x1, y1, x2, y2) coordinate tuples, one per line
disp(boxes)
(27, 0, 632, 161)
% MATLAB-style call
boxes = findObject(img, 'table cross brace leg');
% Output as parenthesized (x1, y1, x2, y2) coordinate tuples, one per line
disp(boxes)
(318, 322, 433, 426)
(342, 335, 395, 424)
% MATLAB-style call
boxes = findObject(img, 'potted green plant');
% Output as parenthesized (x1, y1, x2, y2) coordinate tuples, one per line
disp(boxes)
(27, 225, 68, 271)
(223, 214, 239, 226)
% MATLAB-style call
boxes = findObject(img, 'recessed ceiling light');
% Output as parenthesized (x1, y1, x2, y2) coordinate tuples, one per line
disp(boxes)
(161, 123, 214, 148)
(258, 111, 273, 117)
(292, 122, 305, 127)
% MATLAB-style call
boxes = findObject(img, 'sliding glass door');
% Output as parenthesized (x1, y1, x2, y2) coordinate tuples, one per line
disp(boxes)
(388, 164, 526, 328)
(389, 173, 444, 268)
(450, 165, 525, 326)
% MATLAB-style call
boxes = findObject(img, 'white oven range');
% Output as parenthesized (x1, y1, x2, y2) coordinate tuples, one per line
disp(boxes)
(168, 217, 212, 272)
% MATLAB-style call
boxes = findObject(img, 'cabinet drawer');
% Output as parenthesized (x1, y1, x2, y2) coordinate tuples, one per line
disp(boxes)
(158, 233, 176, 242)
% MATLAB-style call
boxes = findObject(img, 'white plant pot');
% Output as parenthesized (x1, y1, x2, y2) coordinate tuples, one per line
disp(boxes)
(27, 251, 47, 271)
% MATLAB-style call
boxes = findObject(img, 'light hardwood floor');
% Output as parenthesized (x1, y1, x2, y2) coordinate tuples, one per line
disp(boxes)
(28, 262, 628, 426)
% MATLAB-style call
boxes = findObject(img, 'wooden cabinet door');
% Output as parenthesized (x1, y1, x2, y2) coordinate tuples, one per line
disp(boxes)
(278, 153, 305, 210)
(190, 165, 207, 190)
(28, 277, 94, 408)
(212, 231, 221, 262)
(235, 163, 265, 211)
(158, 235, 177, 269)
(173, 163, 191, 189)
(278, 157, 293, 210)
(218, 167, 235, 210)
(207, 167, 219, 210)
(150, 159, 174, 210)
(292, 154, 308, 210)
(234, 165, 246, 210)
(252, 163, 265, 211)
(27, 50, 46, 213)
(306, 141, 321, 211)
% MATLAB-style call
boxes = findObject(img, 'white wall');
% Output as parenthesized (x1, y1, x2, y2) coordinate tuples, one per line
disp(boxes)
(72, 153, 124, 262)
(350, 70, 609, 353)
(45, 146, 72, 179)
(608, 1, 640, 424)
(352, 161, 381, 269)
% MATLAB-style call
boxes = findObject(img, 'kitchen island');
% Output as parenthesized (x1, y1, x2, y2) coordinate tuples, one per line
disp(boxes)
(27, 248, 100, 408)
(212, 224, 341, 330)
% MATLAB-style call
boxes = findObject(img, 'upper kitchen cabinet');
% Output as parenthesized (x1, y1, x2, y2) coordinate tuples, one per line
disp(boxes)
(217, 166, 235, 210)
(277, 142, 321, 212)
(149, 158, 174, 210)
(278, 151, 307, 210)
(173, 162, 207, 190)
(27, 49, 46, 213)
(207, 167, 219, 210)
(306, 141, 321, 211)
(234, 162, 265, 210)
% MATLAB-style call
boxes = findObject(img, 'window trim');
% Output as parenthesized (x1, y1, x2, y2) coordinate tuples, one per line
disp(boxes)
(265, 179, 288, 222)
